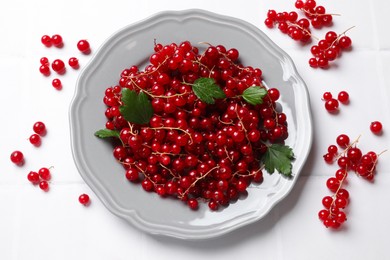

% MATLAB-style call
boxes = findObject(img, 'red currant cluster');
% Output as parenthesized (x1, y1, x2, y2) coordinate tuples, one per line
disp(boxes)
(27, 167, 52, 191)
(322, 90, 349, 113)
(39, 34, 90, 89)
(319, 134, 385, 228)
(309, 30, 352, 68)
(101, 41, 289, 210)
(263, 0, 353, 69)
(264, 10, 311, 42)
(294, 0, 334, 28)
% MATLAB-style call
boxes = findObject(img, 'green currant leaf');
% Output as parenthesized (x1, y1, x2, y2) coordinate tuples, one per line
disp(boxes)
(94, 129, 120, 139)
(119, 88, 153, 125)
(192, 77, 226, 104)
(242, 86, 268, 105)
(262, 143, 294, 177)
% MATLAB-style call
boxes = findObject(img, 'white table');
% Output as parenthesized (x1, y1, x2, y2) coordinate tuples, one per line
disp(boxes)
(1, 0, 389, 259)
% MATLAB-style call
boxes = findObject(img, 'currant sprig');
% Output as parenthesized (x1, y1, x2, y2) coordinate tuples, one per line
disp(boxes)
(309, 27, 354, 68)
(319, 134, 386, 228)
(294, 0, 339, 28)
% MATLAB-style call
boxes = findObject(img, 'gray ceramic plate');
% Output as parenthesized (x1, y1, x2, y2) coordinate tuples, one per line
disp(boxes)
(69, 9, 312, 240)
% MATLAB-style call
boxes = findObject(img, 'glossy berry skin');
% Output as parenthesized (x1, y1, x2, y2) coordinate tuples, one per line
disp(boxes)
(51, 34, 63, 47)
(337, 91, 349, 103)
(68, 57, 79, 68)
(10, 151, 24, 165)
(41, 35, 52, 47)
(33, 121, 46, 136)
(39, 181, 49, 191)
(29, 134, 41, 146)
(40, 57, 49, 65)
(39, 65, 50, 76)
(27, 171, 40, 183)
(370, 121, 383, 134)
(187, 198, 199, 210)
(39, 167, 51, 180)
(77, 40, 90, 53)
(78, 194, 90, 205)
(336, 134, 350, 148)
(52, 78, 62, 90)
(325, 99, 339, 112)
(51, 59, 66, 73)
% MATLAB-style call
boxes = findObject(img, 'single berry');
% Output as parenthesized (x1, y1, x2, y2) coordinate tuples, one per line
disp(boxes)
(10, 151, 24, 165)
(52, 78, 62, 90)
(27, 171, 40, 184)
(322, 92, 333, 101)
(325, 98, 339, 112)
(78, 194, 90, 205)
(40, 57, 49, 65)
(370, 121, 383, 134)
(38, 167, 51, 181)
(39, 181, 49, 191)
(336, 134, 350, 148)
(337, 91, 349, 103)
(51, 59, 66, 73)
(68, 57, 79, 68)
(77, 39, 90, 53)
(187, 198, 199, 210)
(29, 134, 41, 146)
(41, 35, 52, 47)
(33, 121, 46, 136)
(51, 34, 63, 47)
(338, 36, 352, 49)
(39, 65, 50, 76)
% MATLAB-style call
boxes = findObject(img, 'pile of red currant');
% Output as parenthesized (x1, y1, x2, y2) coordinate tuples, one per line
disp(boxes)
(39, 34, 91, 89)
(99, 41, 289, 210)
(319, 134, 385, 228)
(264, 0, 353, 69)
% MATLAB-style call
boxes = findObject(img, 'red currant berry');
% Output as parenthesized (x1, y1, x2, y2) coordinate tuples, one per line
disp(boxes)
(33, 121, 46, 136)
(39, 65, 50, 76)
(187, 198, 199, 210)
(79, 194, 90, 205)
(77, 39, 90, 53)
(268, 88, 280, 101)
(318, 209, 330, 221)
(29, 134, 41, 146)
(337, 91, 349, 103)
(309, 58, 318, 68)
(208, 200, 219, 211)
(328, 145, 338, 155)
(338, 36, 352, 49)
(41, 35, 52, 47)
(10, 151, 24, 165)
(27, 171, 40, 184)
(370, 121, 383, 134)
(39, 181, 49, 191)
(323, 153, 334, 163)
(40, 57, 49, 65)
(326, 177, 340, 192)
(68, 57, 79, 69)
(51, 34, 63, 47)
(51, 59, 66, 73)
(322, 92, 333, 101)
(324, 98, 339, 112)
(39, 167, 51, 181)
(52, 78, 62, 90)
(336, 134, 350, 148)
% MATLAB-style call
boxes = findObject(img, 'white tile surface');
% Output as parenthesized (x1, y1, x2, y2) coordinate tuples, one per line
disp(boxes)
(1, 0, 390, 259)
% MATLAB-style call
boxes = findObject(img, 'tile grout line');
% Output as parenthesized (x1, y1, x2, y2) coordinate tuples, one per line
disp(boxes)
(367, 0, 381, 51)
